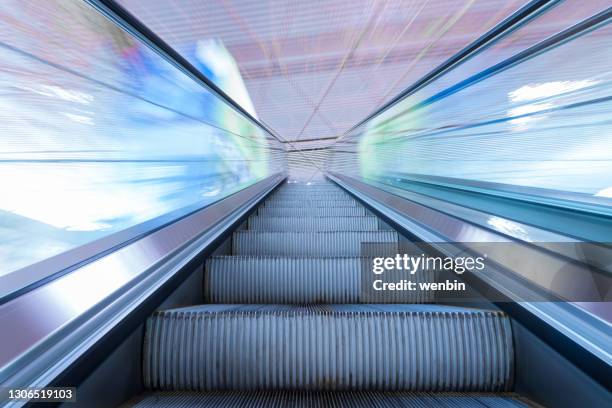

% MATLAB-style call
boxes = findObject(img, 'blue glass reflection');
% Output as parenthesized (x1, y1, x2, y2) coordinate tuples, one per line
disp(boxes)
(331, 8, 612, 200)
(0, 1, 282, 276)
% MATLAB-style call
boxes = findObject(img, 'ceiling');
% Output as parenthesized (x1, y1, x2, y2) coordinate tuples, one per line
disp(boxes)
(117, 0, 527, 147)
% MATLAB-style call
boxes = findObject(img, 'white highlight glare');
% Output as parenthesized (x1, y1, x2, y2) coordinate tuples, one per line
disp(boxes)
(594, 187, 612, 198)
(507, 102, 553, 128)
(0, 166, 174, 231)
(509, 80, 598, 102)
(62, 112, 94, 125)
(487, 216, 532, 242)
(202, 187, 221, 197)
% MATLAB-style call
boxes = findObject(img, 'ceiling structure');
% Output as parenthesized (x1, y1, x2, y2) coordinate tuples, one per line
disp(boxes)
(117, 0, 528, 150)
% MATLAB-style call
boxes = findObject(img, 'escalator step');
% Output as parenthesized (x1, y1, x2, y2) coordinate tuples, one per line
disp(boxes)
(275, 189, 340, 194)
(274, 188, 347, 193)
(248, 216, 378, 231)
(264, 199, 359, 208)
(257, 207, 367, 217)
(232, 231, 398, 256)
(273, 191, 349, 197)
(204, 256, 435, 303)
(143, 304, 513, 392)
(266, 198, 355, 205)
(273, 190, 349, 195)
(125, 391, 534, 407)
(278, 185, 336, 189)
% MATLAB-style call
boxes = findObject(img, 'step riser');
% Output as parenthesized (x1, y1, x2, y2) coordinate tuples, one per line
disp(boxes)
(257, 207, 367, 217)
(204, 258, 435, 303)
(274, 189, 346, 193)
(273, 191, 349, 196)
(278, 185, 336, 189)
(248, 217, 378, 231)
(264, 201, 359, 208)
(232, 232, 398, 256)
(144, 310, 513, 391)
(275, 189, 346, 193)
(270, 194, 353, 201)
(277, 189, 340, 193)
(275, 196, 345, 198)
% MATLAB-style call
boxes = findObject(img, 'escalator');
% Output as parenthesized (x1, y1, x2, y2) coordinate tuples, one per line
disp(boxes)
(123, 181, 536, 407)
(1, 2, 611, 407)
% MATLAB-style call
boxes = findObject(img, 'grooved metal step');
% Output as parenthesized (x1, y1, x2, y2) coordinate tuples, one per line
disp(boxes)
(271, 197, 351, 203)
(143, 305, 513, 392)
(264, 200, 359, 208)
(274, 189, 347, 193)
(204, 256, 435, 303)
(257, 207, 367, 217)
(280, 184, 335, 188)
(125, 391, 534, 407)
(273, 191, 349, 197)
(276, 188, 339, 193)
(276, 189, 341, 193)
(268, 197, 353, 203)
(274, 188, 347, 193)
(248, 216, 378, 231)
(232, 231, 398, 256)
